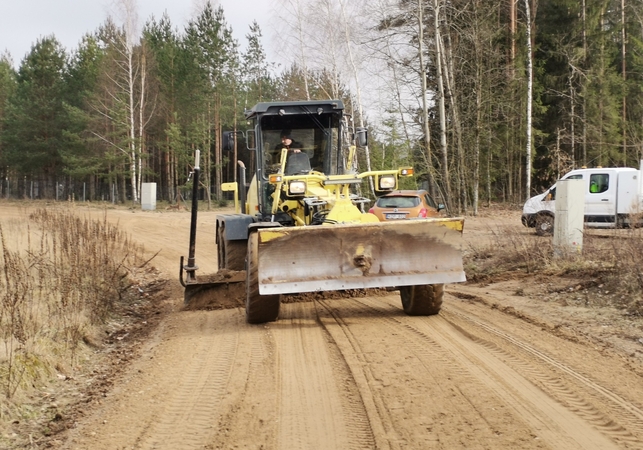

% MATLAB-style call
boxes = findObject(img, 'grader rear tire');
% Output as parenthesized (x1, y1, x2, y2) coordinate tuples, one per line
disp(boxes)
(400, 284, 444, 316)
(245, 232, 280, 324)
(217, 226, 247, 271)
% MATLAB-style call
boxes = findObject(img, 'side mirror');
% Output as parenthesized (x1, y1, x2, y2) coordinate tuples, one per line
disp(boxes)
(437, 203, 445, 212)
(355, 127, 368, 147)
(247, 130, 256, 151)
(222, 131, 235, 152)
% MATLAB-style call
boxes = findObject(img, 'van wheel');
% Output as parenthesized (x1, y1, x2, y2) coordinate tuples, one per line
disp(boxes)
(535, 213, 554, 236)
(400, 284, 444, 316)
(246, 232, 280, 324)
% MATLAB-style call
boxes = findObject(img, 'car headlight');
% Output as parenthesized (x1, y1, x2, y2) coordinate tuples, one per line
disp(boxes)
(379, 175, 396, 190)
(288, 180, 306, 195)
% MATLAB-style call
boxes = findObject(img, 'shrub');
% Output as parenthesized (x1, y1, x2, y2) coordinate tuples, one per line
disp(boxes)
(0, 209, 144, 399)
(465, 223, 643, 314)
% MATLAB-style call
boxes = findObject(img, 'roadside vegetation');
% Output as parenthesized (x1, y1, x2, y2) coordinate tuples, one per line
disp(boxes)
(465, 221, 643, 316)
(0, 207, 145, 414)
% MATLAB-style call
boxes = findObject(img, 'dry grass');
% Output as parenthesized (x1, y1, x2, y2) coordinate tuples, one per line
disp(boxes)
(0, 208, 145, 403)
(465, 223, 643, 315)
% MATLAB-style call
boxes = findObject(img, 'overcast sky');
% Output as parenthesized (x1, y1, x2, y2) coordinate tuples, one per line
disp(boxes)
(0, 0, 277, 68)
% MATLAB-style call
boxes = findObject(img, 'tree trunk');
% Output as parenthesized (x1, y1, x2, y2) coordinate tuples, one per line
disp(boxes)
(433, 0, 451, 208)
(441, 27, 466, 213)
(418, 0, 435, 197)
(138, 51, 147, 197)
(523, 0, 533, 200)
(621, 0, 627, 165)
(214, 94, 222, 203)
(339, 0, 374, 194)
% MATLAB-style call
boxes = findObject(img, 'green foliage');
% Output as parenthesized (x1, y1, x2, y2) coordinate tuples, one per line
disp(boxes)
(241, 21, 277, 107)
(2, 37, 69, 191)
(0, 0, 641, 205)
(0, 54, 17, 171)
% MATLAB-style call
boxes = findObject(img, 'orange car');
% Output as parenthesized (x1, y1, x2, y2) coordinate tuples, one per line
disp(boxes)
(369, 190, 444, 221)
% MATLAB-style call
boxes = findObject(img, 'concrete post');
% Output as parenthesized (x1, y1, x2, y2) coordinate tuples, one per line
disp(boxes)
(141, 183, 157, 211)
(553, 179, 584, 257)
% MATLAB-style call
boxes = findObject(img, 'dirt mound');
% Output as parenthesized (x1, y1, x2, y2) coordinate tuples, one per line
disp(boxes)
(182, 270, 246, 310)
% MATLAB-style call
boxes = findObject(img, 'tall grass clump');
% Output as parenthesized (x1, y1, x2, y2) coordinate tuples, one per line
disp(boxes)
(0, 208, 144, 400)
(465, 223, 643, 314)
(465, 226, 555, 278)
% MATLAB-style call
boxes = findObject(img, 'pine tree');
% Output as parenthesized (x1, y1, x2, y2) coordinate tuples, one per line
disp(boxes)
(0, 53, 17, 197)
(3, 37, 69, 198)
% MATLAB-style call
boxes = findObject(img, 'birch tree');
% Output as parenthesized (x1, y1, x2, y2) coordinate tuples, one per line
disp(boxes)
(432, 0, 452, 208)
(275, 0, 312, 99)
(114, 0, 142, 202)
(524, 0, 534, 200)
(418, 0, 434, 192)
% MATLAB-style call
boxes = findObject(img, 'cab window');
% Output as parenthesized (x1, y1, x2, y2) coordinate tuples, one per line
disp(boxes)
(589, 174, 609, 194)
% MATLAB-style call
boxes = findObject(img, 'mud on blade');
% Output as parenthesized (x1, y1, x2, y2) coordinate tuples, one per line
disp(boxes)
(256, 218, 465, 295)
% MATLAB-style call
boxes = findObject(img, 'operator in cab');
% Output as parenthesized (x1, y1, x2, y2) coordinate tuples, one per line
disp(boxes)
(272, 129, 311, 175)
(268, 130, 302, 165)
(275, 130, 302, 153)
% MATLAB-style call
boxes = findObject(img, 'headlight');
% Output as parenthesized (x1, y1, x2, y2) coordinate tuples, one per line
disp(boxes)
(379, 175, 396, 190)
(288, 180, 306, 195)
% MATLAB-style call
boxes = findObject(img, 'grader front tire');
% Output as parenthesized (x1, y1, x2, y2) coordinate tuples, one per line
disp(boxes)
(245, 232, 280, 324)
(400, 284, 444, 316)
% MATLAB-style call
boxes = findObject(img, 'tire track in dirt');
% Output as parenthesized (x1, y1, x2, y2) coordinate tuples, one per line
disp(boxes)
(316, 296, 548, 450)
(441, 306, 643, 448)
(319, 293, 643, 449)
(135, 313, 243, 449)
(63, 309, 251, 450)
(363, 294, 625, 449)
(406, 311, 620, 449)
(315, 307, 378, 449)
(208, 323, 280, 449)
(314, 301, 400, 450)
(270, 302, 374, 450)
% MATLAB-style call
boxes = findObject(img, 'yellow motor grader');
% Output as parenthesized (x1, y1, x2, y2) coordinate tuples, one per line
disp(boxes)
(180, 100, 465, 323)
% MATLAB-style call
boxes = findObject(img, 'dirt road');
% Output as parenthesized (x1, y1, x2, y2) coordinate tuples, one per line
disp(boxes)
(24, 204, 642, 449)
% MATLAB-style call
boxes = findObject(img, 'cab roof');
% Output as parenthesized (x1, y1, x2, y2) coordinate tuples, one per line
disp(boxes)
(245, 100, 344, 119)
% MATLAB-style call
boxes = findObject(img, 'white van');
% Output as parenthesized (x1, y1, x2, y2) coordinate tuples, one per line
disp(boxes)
(522, 165, 643, 235)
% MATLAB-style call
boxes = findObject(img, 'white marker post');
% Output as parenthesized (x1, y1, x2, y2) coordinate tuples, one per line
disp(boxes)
(553, 178, 584, 257)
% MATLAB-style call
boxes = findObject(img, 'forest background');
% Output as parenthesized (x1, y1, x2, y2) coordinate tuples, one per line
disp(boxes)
(0, 0, 642, 215)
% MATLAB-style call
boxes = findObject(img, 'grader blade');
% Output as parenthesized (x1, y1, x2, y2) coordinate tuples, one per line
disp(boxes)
(256, 217, 465, 295)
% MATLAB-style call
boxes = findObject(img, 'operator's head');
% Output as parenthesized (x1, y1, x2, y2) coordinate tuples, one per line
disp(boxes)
(280, 130, 293, 145)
